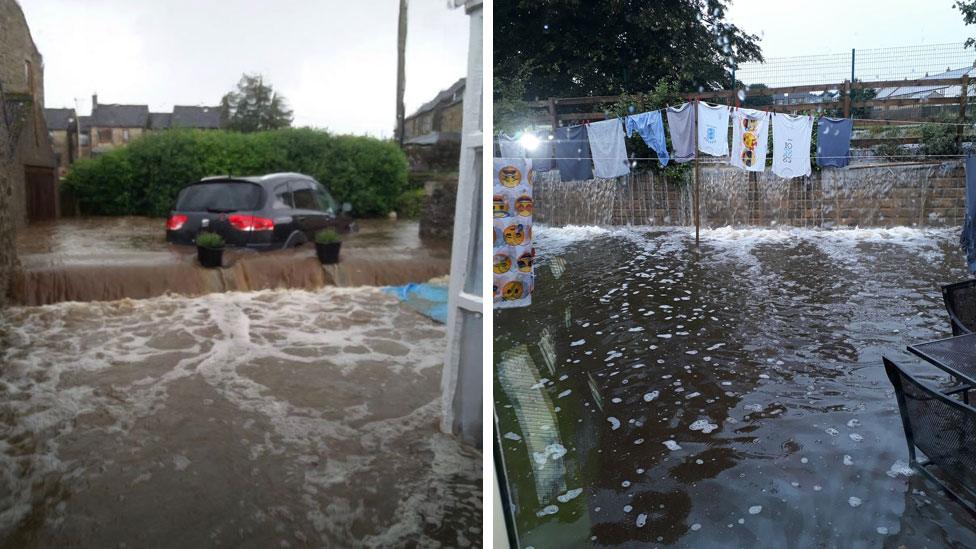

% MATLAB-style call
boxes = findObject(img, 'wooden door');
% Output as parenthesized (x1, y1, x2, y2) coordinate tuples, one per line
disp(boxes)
(25, 166, 57, 222)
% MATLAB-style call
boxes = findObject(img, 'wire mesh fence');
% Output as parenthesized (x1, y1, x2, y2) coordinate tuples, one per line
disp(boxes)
(736, 42, 976, 88)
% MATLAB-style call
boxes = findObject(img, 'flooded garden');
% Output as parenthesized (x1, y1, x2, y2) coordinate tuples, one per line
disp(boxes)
(494, 223, 976, 547)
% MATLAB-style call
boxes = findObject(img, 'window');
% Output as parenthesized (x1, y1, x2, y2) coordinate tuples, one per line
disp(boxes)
(290, 182, 318, 210)
(98, 128, 112, 143)
(312, 185, 337, 214)
(273, 184, 293, 208)
(79, 134, 90, 147)
(175, 182, 263, 212)
(123, 129, 130, 142)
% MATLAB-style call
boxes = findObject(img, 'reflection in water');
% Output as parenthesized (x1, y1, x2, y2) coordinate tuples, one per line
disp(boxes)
(495, 224, 976, 548)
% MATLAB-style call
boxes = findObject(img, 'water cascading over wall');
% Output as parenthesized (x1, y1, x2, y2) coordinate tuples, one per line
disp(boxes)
(534, 161, 965, 228)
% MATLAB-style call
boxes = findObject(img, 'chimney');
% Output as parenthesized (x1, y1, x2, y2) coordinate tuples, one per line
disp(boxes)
(92, 93, 98, 110)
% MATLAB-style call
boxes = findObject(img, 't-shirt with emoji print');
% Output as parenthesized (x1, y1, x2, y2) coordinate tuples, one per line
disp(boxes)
(730, 108, 770, 172)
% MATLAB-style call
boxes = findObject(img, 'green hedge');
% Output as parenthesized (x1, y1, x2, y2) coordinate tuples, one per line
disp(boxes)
(63, 128, 408, 217)
(396, 188, 428, 219)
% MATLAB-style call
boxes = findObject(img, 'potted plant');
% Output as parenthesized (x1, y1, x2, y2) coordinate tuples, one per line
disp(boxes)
(196, 231, 225, 268)
(315, 228, 342, 264)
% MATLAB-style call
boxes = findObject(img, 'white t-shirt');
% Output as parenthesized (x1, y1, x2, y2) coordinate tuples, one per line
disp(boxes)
(696, 102, 730, 157)
(771, 113, 813, 179)
(730, 108, 769, 172)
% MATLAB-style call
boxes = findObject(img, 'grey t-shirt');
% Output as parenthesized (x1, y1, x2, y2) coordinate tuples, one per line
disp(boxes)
(666, 103, 696, 163)
(553, 125, 593, 182)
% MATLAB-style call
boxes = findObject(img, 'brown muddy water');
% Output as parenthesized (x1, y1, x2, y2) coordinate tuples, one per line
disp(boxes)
(495, 224, 976, 548)
(12, 217, 451, 305)
(0, 286, 481, 547)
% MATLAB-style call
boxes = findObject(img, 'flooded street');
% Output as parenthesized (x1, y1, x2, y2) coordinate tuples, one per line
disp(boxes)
(0, 286, 481, 547)
(495, 224, 976, 548)
(11, 217, 451, 305)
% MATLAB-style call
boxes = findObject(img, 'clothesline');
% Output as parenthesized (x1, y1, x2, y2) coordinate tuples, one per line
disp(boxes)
(525, 154, 970, 160)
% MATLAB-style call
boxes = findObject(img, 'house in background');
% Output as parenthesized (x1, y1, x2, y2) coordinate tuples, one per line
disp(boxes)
(43, 107, 77, 178)
(1, 0, 59, 228)
(403, 77, 465, 147)
(45, 99, 222, 172)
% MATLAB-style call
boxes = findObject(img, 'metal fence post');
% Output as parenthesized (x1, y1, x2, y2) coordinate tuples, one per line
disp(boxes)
(851, 48, 856, 83)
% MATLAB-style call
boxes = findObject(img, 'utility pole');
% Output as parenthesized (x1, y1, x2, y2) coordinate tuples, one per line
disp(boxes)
(396, 0, 408, 147)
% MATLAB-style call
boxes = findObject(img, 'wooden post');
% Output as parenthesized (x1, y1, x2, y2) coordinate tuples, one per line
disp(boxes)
(693, 99, 701, 246)
(548, 97, 558, 131)
(958, 74, 969, 146)
(843, 80, 851, 119)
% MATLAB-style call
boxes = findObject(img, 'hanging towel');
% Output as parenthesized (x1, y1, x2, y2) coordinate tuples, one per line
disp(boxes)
(771, 113, 813, 179)
(962, 153, 976, 273)
(730, 108, 770, 172)
(816, 117, 853, 168)
(666, 103, 696, 163)
(625, 111, 670, 167)
(497, 132, 524, 159)
(586, 118, 630, 179)
(697, 102, 730, 157)
(553, 125, 593, 181)
(494, 157, 533, 309)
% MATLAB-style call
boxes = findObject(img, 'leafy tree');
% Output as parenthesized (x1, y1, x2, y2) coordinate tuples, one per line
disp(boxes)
(956, 0, 976, 47)
(220, 74, 294, 132)
(494, 0, 762, 112)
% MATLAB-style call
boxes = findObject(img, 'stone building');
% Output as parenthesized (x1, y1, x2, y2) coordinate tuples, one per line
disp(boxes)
(402, 77, 464, 146)
(45, 102, 221, 171)
(43, 107, 77, 177)
(0, 0, 59, 230)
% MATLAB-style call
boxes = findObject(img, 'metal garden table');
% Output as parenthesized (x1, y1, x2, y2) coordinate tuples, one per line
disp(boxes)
(907, 332, 976, 403)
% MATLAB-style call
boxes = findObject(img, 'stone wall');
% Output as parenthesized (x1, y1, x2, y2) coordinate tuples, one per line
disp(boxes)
(0, 88, 18, 306)
(535, 161, 967, 228)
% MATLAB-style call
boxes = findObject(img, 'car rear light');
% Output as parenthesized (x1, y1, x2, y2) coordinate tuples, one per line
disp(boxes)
(228, 214, 274, 231)
(166, 214, 187, 230)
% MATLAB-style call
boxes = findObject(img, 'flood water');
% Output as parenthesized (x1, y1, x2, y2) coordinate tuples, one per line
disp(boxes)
(12, 217, 451, 305)
(494, 224, 976, 548)
(0, 287, 481, 547)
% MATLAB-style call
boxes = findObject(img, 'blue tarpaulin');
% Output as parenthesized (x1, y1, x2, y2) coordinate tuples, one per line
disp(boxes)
(382, 283, 449, 324)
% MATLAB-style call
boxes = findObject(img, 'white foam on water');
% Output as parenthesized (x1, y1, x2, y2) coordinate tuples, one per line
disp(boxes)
(689, 419, 718, 434)
(886, 460, 914, 478)
(607, 417, 621, 430)
(848, 496, 862, 508)
(663, 440, 682, 451)
(556, 488, 583, 503)
(748, 505, 762, 515)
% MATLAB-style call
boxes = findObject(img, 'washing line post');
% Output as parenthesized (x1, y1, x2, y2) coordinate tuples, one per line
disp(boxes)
(693, 99, 701, 246)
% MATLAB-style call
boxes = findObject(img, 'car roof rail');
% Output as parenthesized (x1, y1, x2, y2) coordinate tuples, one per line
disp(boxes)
(200, 175, 232, 181)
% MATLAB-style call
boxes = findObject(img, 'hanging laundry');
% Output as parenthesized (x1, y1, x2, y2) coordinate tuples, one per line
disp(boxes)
(586, 118, 630, 178)
(525, 130, 554, 172)
(771, 113, 813, 179)
(553, 125, 593, 181)
(730, 108, 769, 172)
(816, 117, 853, 168)
(697, 102, 730, 157)
(962, 152, 976, 273)
(497, 132, 524, 159)
(625, 110, 670, 167)
(666, 103, 696, 163)
(494, 157, 533, 309)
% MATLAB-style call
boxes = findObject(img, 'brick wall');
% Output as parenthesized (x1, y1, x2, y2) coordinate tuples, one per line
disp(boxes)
(535, 161, 967, 228)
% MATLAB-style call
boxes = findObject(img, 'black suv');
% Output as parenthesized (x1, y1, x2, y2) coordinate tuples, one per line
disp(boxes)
(165, 173, 355, 250)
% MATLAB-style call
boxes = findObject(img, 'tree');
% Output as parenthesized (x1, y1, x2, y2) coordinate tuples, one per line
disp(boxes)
(220, 74, 294, 132)
(957, 0, 976, 47)
(494, 0, 762, 108)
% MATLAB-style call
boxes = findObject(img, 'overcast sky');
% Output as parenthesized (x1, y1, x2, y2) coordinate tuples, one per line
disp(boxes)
(727, 0, 972, 57)
(19, 0, 468, 137)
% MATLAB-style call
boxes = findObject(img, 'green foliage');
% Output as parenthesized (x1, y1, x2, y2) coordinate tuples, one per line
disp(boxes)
(315, 229, 341, 244)
(63, 128, 408, 217)
(396, 188, 427, 219)
(920, 120, 962, 156)
(742, 84, 773, 108)
(494, 0, 762, 108)
(957, 0, 976, 48)
(195, 231, 224, 249)
(220, 73, 294, 132)
(603, 81, 691, 179)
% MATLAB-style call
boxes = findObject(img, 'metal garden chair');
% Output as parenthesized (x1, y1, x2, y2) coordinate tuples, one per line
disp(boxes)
(884, 356, 976, 514)
(941, 280, 976, 336)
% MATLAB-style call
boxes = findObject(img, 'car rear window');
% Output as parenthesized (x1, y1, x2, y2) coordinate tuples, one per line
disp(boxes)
(175, 182, 263, 212)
